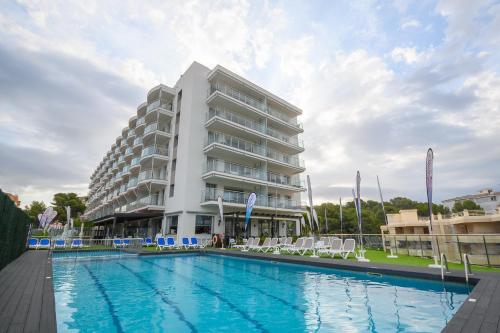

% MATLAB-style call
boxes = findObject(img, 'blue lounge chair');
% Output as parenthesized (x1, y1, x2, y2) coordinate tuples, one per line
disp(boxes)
(145, 237, 153, 247)
(181, 237, 190, 249)
(189, 237, 199, 248)
(71, 239, 83, 248)
(28, 238, 39, 249)
(113, 239, 124, 248)
(123, 239, 130, 247)
(166, 237, 175, 249)
(156, 237, 167, 251)
(54, 239, 66, 249)
(38, 238, 50, 249)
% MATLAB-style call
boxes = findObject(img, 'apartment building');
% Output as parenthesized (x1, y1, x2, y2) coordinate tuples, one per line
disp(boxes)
(84, 62, 306, 239)
(442, 188, 500, 214)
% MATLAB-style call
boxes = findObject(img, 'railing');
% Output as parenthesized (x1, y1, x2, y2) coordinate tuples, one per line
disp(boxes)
(208, 82, 303, 130)
(205, 159, 266, 181)
(138, 169, 167, 182)
(125, 147, 133, 155)
(144, 122, 171, 135)
(122, 165, 130, 174)
(207, 107, 303, 148)
(267, 171, 304, 188)
(315, 233, 500, 267)
(146, 100, 172, 113)
(118, 156, 125, 163)
(128, 129, 135, 137)
(207, 131, 266, 155)
(201, 189, 301, 210)
(266, 147, 305, 168)
(141, 145, 169, 158)
(136, 117, 145, 126)
(127, 177, 138, 188)
(133, 137, 143, 146)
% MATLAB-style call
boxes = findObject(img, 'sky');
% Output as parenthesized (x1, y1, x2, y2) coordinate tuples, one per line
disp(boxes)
(0, 0, 499, 208)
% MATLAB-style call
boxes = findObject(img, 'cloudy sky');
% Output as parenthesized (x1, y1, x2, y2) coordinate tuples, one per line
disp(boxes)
(0, 0, 499, 207)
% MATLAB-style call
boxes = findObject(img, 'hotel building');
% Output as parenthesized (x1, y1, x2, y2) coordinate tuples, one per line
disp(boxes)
(442, 188, 500, 214)
(84, 62, 306, 239)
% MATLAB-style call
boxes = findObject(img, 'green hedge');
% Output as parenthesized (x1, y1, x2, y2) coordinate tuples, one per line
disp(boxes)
(0, 190, 31, 270)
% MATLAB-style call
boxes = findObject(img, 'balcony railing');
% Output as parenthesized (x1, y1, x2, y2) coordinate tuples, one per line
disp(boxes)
(136, 117, 146, 126)
(201, 189, 301, 210)
(133, 137, 143, 146)
(118, 156, 125, 163)
(130, 157, 140, 167)
(206, 131, 304, 168)
(122, 165, 130, 174)
(128, 129, 135, 138)
(141, 145, 169, 158)
(146, 100, 172, 114)
(127, 177, 138, 188)
(138, 169, 168, 182)
(125, 147, 133, 155)
(144, 122, 171, 135)
(206, 131, 266, 156)
(208, 107, 265, 132)
(205, 159, 266, 181)
(208, 82, 302, 130)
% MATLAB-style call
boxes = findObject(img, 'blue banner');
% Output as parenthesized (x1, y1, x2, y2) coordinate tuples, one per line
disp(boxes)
(244, 193, 257, 231)
(426, 148, 434, 232)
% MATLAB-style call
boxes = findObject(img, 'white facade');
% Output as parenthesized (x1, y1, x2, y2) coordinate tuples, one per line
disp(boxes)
(84, 62, 306, 239)
(442, 188, 500, 214)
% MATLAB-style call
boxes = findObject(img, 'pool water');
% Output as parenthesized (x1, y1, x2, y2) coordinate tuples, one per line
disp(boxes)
(52, 254, 468, 332)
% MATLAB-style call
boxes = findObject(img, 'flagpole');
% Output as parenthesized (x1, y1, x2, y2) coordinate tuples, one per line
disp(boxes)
(339, 197, 343, 239)
(426, 148, 441, 268)
(354, 170, 369, 262)
(377, 175, 398, 259)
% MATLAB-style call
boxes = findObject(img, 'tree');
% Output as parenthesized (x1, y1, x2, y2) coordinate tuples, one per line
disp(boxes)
(24, 201, 47, 223)
(453, 200, 482, 213)
(51, 193, 86, 223)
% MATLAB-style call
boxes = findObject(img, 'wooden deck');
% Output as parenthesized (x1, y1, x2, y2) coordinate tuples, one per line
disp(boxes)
(0, 251, 56, 333)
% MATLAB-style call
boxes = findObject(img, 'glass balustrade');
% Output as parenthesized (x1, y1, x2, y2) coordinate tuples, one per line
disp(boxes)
(201, 189, 301, 209)
(144, 122, 171, 135)
(141, 145, 169, 158)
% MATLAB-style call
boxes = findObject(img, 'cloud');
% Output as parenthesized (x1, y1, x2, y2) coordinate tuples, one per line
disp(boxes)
(391, 47, 427, 64)
(401, 19, 421, 30)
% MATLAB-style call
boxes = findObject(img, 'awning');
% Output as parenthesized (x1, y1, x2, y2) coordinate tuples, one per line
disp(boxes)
(89, 212, 163, 225)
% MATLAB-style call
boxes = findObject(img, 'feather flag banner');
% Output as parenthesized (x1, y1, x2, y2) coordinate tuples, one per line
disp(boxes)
(244, 193, 256, 231)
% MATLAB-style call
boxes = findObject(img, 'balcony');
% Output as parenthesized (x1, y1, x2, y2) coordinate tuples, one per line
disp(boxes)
(207, 83, 303, 132)
(207, 107, 303, 150)
(201, 189, 302, 210)
(141, 145, 169, 159)
(144, 122, 171, 136)
(130, 157, 141, 170)
(205, 131, 304, 171)
(205, 159, 266, 182)
(138, 169, 168, 183)
(127, 177, 138, 189)
(128, 195, 164, 211)
(136, 117, 146, 127)
(146, 100, 173, 114)
(125, 147, 133, 156)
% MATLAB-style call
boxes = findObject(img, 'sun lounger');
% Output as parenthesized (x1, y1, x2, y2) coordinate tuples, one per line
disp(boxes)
(300, 238, 314, 256)
(144, 237, 153, 247)
(279, 237, 293, 248)
(341, 238, 356, 259)
(318, 238, 343, 258)
(54, 239, 66, 249)
(123, 239, 131, 247)
(181, 237, 190, 249)
(113, 239, 124, 248)
(253, 238, 270, 251)
(156, 237, 167, 250)
(189, 237, 199, 248)
(284, 238, 304, 254)
(166, 237, 176, 249)
(71, 239, 83, 248)
(233, 238, 249, 249)
(28, 238, 39, 249)
(38, 238, 50, 249)
(260, 238, 279, 253)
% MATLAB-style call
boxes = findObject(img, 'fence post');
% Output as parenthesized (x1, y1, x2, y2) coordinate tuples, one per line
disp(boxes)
(435, 235, 441, 259)
(483, 235, 491, 267)
(394, 235, 398, 255)
(419, 235, 424, 257)
(456, 235, 463, 264)
(406, 235, 410, 256)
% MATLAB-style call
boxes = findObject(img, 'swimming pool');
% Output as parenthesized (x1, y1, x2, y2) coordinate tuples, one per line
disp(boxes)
(52, 254, 468, 332)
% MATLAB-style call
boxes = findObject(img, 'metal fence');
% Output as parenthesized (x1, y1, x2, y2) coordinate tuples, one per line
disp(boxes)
(320, 233, 500, 267)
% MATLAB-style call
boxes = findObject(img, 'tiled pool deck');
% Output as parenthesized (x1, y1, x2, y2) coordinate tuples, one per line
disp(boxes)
(0, 249, 499, 333)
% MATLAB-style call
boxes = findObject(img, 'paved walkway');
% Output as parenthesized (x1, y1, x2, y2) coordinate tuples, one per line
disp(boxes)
(0, 251, 56, 333)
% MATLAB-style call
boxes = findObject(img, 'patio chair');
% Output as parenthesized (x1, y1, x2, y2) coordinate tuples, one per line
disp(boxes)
(54, 239, 66, 249)
(198, 238, 207, 248)
(113, 239, 124, 248)
(228, 238, 236, 248)
(156, 237, 167, 251)
(279, 237, 293, 248)
(123, 239, 130, 247)
(189, 237, 199, 248)
(319, 238, 343, 258)
(341, 238, 356, 259)
(71, 239, 83, 248)
(28, 238, 39, 249)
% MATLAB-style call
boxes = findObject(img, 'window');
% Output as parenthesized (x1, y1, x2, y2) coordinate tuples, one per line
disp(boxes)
(195, 215, 213, 234)
(167, 215, 178, 234)
(492, 196, 497, 201)
(169, 184, 175, 197)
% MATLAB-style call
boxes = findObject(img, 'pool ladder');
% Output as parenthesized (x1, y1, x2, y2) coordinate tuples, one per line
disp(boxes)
(463, 253, 473, 284)
(440, 253, 450, 281)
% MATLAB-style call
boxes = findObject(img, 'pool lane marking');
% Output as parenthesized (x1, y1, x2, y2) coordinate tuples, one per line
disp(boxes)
(142, 259, 269, 333)
(83, 265, 124, 333)
(180, 258, 308, 315)
(115, 263, 197, 333)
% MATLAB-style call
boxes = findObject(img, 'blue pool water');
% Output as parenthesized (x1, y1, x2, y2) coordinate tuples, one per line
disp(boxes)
(52, 254, 469, 332)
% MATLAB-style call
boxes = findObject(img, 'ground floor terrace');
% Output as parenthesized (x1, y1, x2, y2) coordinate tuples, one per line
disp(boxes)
(2, 249, 500, 332)
(88, 210, 302, 241)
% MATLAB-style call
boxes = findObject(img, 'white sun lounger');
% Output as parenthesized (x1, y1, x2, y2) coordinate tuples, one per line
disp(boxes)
(253, 238, 271, 251)
(286, 237, 305, 254)
(318, 238, 343, 258)
(299, 238, 314, 256)
(279, 237, 293, 248)
(341, 238, 356, 259)
(260, 238, 279, 253)
(233, 238, 250, 249)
